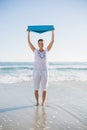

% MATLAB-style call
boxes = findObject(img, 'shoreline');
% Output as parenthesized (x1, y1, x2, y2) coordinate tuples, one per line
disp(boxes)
(0, 81, 87, 130)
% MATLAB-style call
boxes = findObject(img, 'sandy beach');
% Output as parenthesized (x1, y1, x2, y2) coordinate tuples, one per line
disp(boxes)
(0, 81, 87, 130)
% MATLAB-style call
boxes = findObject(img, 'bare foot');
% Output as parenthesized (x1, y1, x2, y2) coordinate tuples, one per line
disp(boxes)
(36, 103, 39, 106)
(41, 102, 45, 106)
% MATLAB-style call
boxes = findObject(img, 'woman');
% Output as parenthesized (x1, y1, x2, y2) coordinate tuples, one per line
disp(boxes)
(27, 30, 54, 106)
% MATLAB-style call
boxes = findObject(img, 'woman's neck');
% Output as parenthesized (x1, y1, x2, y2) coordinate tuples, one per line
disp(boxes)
(39, 48, 44, 52)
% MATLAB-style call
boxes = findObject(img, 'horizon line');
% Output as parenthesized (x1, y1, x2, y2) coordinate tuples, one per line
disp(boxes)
(0, 61, 87, 63)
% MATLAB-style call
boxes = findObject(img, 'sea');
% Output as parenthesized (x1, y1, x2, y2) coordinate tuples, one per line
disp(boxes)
(0, 62, 87, 84)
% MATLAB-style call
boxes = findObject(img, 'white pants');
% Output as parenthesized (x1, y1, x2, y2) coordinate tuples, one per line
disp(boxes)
(33, 70, 48, 91)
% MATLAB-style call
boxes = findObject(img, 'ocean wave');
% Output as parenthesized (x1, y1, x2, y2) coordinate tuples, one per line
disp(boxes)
(0, 66, 87, 71)
(0, 62, 87, 84)
(0, 71, 87, 84)
(0, 74, 32, 84)
(49, 67, 87, 71)
(0, 62, 87, 71)
(0, 66, 33, 70)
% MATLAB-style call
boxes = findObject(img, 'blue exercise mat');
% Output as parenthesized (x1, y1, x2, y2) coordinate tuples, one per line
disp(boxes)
(27, 25, 54, 33)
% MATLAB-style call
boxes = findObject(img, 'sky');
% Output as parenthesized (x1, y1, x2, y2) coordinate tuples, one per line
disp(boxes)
(0, 0, 87, 62)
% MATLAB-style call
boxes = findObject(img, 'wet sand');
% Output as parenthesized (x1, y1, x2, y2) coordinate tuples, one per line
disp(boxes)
(0, 81, 87, 130)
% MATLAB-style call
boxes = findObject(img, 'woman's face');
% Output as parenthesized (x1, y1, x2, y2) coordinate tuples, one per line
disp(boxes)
(38, 41, 44, 49)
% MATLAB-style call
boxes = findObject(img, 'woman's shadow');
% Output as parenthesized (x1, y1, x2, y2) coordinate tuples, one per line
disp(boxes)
(0, 105, 34, 113)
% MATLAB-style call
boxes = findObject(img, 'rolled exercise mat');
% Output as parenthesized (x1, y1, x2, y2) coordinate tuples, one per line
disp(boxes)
(27, 25, 54, 33)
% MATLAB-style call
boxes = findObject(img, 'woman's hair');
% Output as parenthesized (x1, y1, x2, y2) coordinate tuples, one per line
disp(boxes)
(38, 39, 43, 43)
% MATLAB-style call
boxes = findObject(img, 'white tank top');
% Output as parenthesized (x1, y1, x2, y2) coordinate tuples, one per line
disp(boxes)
(34, 48, 48, 71)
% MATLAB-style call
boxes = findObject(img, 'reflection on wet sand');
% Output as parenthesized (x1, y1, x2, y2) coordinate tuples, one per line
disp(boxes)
(33, 107, 50, 130)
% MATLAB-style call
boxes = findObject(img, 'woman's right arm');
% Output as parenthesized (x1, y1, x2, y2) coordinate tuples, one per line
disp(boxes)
(27, 31, 35, 52)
